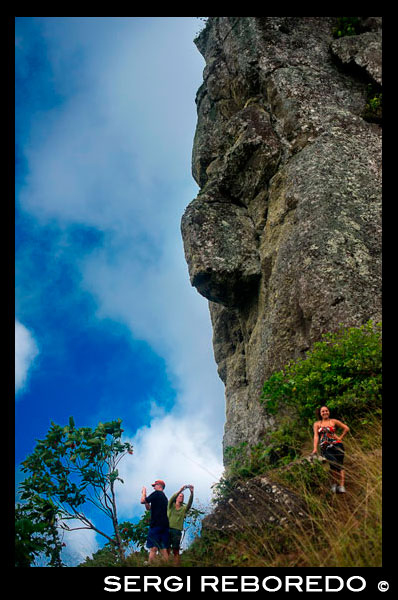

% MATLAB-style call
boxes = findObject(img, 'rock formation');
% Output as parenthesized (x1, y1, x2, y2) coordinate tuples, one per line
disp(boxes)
(201, 454, 326, 534)
(181, 17, 382, 458)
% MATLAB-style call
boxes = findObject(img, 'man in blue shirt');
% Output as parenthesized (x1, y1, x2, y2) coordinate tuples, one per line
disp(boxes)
(140, 479, 169, 563)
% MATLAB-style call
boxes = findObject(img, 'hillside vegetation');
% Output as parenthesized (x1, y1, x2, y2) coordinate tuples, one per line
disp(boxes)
(179, 321, 382, 568)
(79, 321, 382, 568)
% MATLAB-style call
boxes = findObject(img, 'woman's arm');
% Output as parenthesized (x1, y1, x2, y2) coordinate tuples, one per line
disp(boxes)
(168, 486, 186, 509)
(168, 491, 179, 509)
(312, 422, 319, 453)
(333, 419, 350, 441)
(186, 485, 194, 511)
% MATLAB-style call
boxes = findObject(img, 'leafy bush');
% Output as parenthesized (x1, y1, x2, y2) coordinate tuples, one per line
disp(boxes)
(222, 419, 308, 483)
(260, 321, 382, 427)
(332, 17, 360, 38)
(216, 321, 381, 498)
(78, 499, 205, 566)
(118, 511, 152, 556)
(187, 322, 382, 568)
(78, 543, 121, 567)
(364, 84, 382, 122)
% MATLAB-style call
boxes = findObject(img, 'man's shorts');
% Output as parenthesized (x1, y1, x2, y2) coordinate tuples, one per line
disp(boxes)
(321, 442, 345, 472)
(169, 528, 182, 551)
(146, 525, 169, 550)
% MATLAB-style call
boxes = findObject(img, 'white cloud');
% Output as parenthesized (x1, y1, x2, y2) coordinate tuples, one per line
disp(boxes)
(15, 320, 39, 396)
(116, 413, 224, 521)
(81, 235, 227, 509)
(59, 520, 100, 566)
(18, 17, 204, 232)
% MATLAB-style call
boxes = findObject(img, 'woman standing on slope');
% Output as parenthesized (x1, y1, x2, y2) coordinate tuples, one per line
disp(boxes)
(312, 406, 350, 493)
(167, 484, 194, 565)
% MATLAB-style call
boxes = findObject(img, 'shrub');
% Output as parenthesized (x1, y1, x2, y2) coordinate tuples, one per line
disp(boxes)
(332, 17, 360, 38)
(260, 321, 382, 427)
(363, 84, 382, 122)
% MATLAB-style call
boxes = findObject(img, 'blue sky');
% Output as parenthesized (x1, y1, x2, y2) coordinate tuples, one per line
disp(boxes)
(15, 16, 225, 566)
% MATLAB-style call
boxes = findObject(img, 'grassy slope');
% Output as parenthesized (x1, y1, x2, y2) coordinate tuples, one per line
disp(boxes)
(179, 418, 382, 568)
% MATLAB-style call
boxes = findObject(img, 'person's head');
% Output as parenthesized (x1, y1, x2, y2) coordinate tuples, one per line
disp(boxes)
(152, 479, 166, 491)
(176, 492, 184, 505)
(316, 406, 331, 420)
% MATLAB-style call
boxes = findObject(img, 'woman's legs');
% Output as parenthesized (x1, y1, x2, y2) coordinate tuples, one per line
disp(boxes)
(339, 468, 345, 487)
(325, 444, 345, 491)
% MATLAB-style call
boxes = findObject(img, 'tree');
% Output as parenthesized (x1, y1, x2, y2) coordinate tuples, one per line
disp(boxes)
(18, 417, 133, 562)
(119, 511, 151, 554)
(15, 501, 64, 567)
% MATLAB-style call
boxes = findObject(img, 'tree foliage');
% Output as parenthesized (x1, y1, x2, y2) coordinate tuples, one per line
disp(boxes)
(18, 417, 133, 564)
(15, 501, 65, 567)
(119, 511, 151, 554)
(261, 321, 382, 426)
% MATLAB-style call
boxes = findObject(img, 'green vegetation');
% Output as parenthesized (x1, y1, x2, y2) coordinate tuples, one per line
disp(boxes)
(16, 322, 382, 567)
(17, 410, 204, 568)
(183, 418, 381, 567)
(182, 321, 382, 567)
(332, 17, 360, 38)
(17, 417, 133, 565)
(15, 501, 65, 567)
(217, 320, 381, 487)
(364, 84, 382, 122)
(119, 510, 152, 555)
(330, 19, 382, 123)
(261, 320, 381, 423)
(78, 511, 153, 566)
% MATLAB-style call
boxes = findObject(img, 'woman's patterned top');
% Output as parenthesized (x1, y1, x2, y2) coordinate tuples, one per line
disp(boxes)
(318, 425, 339, 449)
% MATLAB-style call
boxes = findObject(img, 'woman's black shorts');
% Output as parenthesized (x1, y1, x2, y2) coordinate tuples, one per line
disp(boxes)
(169, 528, 182, 550)
(321, 442, 345, 471)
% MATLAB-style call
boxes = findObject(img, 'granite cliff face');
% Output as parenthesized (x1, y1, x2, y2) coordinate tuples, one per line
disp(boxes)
(181, 17, 382, 458)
